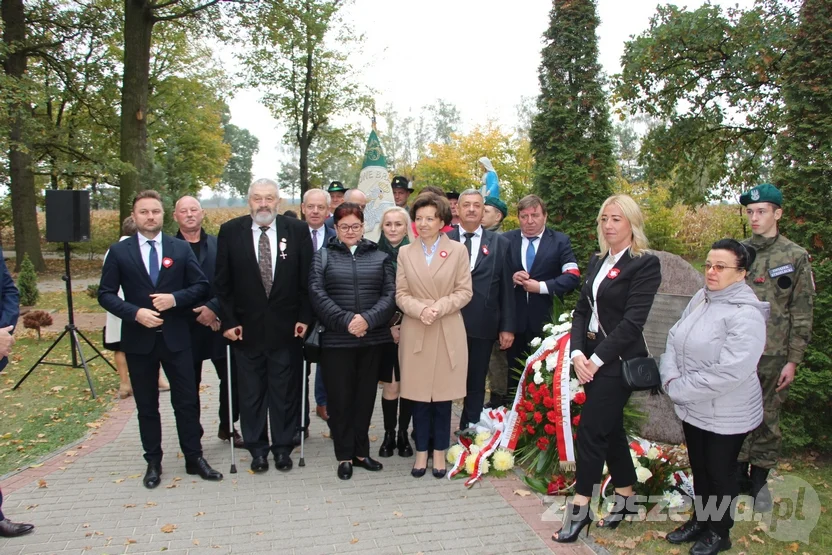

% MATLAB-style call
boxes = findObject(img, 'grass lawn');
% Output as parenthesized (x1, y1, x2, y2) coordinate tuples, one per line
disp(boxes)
(33, 290, 104, 314)
(581, 455, 831, 554)
(0, 334, 119, 476)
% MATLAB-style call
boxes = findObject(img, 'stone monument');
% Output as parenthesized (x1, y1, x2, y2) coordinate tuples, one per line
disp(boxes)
(633, 250, 705, 445)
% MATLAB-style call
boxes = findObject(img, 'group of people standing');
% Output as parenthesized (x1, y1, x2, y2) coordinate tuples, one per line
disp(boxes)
(552, 183, 813, 555)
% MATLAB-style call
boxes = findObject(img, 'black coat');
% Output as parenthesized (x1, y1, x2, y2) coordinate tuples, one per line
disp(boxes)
(214, 214, 313, 352)
(309, 238, 396, 348)
(570, 250, 662, 375)
(447, 227, 515, 340)
(98, 234, 210, 354)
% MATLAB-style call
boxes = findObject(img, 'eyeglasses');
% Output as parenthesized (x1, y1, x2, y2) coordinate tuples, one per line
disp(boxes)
(337, 223, 363, 233)
(704, 263, 740, 273)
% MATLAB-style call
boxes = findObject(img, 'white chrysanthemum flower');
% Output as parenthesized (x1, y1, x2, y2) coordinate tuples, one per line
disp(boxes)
(663, 490, 685, 509)
(558, 312, 570, 323)
(543, 323, 554, 333)
(465, 453, 489, 475)
(635, 467, 653, 483)
(542, 336, 556, 350)
(532, 360, 542, 372)
(533, 371, 544, 385)
(491, 449, 515, 471)
(529, 337, 542, 348)
(474, 431, 492, 447)
(545, 354, 558, 371)
(569, 378, 581, 395)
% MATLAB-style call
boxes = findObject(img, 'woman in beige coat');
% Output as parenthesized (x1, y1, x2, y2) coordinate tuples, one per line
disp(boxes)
(397, 193, 473, 478)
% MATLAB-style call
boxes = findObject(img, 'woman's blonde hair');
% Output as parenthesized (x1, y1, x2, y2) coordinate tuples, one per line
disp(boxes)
(381, 206, 415, 243)
(596, 194, 650, 257)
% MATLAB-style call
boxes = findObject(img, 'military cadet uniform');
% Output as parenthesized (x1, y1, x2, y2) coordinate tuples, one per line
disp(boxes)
(738, 183, 815, 512)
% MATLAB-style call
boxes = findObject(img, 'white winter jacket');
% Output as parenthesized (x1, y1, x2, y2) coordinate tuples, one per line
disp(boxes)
(660, 281, 769, 435)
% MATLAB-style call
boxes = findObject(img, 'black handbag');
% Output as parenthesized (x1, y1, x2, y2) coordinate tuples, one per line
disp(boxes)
(589, 298, 661, 391)
(303, 248, 328, 364)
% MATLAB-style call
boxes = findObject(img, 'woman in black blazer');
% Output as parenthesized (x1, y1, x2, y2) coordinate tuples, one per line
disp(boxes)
(553, 194, 662, 543)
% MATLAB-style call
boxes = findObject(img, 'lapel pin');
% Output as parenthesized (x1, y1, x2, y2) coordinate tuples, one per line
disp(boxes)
(754, 276, 766, 284)
(162, 257, 173, 268)
(607, 268, 620, 279)
(439, 250, 448, 258)
(481, 245, 489, 256)
(279, 239, 288, 259)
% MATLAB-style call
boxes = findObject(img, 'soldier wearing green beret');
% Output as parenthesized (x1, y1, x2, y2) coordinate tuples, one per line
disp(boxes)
(737, 183, 815, 513)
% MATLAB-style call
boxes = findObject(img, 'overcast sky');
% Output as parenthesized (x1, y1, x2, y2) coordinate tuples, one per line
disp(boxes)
(224, 0, 756, 180)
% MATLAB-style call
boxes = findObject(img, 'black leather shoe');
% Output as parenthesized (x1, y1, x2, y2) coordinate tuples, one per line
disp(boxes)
(218, 426, 245, 449)
(750, 465, 773, 512)
(250, 455, 269, 473)
(337, 461, 353, 480)
(293, 429, 310, 446)
(397, 430, 413, 457)
(0, 519, 34, 538)
(185, 457, 223, 481)
(378, 431, 396, 457)
(275, 453, 293, 471)
(432, 467, 447, 479)
(143, 462, 162, 489)
(552, 502, 595, 543)
(352, 456, 383, 471)
(689, 529, 731, 555)
(667, 519, 706, 544)
(484, 393, 505, 409)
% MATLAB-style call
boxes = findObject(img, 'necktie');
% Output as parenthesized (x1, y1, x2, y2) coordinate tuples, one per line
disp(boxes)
(258, 226, 273, 296)
(312, 228, 318, 251)
(526, 236, 537, 272)
(463, 232, 475, 261)
(147, 239, 159, 286)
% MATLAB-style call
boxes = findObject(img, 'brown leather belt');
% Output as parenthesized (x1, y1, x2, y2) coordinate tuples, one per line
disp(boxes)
(586, 331, 597, 340)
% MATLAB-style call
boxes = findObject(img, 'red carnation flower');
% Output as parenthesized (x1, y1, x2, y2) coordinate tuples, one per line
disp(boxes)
(547, 410, 558, 424)
(517, 410, 526, 422)
(542, 396, 555, 408)
(533, 411, 543, 424)
(526, 424, 536, 435)
(528, 383, 537, 395)
(572, 415, 581, 427)
(544, 423, 557, 435)
(533, 392, 543, 405)
(536, 437, 550, 451)
(524, 400, 534, 412)
(573, 392, 586, 405)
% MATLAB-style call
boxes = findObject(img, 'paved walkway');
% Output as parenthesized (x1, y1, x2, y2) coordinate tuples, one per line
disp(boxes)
(0, 363, 594, 555)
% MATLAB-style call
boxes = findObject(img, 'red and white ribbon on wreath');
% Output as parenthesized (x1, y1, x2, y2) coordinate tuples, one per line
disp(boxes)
(448, 409, 508, 486)
(504, 341, 554, 450)
(551, 333, 576, 470)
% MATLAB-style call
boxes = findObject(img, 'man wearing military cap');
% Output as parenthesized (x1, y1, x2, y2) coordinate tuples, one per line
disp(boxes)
(447, 191, 461, 226)
(390, 176, 413, 209)
(482, 197, 508, 233)
(327, 181, 348, 215)
(737, 183, 815, 512)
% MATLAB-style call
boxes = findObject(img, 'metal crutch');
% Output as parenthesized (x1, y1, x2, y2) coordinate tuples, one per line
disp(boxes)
(226, 343, 237, 474)
(299, 360, 308, 467)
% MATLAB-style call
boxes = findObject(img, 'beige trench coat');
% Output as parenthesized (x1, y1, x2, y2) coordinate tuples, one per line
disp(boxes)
(396, 234, 473, 402)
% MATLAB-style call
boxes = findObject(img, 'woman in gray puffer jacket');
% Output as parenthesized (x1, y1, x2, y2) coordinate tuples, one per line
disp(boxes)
(309, 202, 397, 481)
(660, 239, 769, 555)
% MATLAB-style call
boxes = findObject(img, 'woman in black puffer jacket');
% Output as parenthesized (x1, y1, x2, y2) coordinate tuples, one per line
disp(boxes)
(308, 202, 397, 480)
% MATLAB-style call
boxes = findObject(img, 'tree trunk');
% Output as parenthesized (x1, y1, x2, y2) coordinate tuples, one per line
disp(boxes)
(118, 0, 154, 222)
(2, 0, 46, 271)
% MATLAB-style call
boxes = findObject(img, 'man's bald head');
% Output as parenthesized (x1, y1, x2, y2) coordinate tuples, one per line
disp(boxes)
(344, 188, 367, 210)
(173, 195, 204, 234)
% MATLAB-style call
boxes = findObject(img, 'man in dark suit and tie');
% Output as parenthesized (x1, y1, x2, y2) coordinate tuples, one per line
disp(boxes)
(99, 190, 221, 489)
(0, 249, 34, 537)
(215, 178, 314, 473)
(173, 195, 243, 449)
(504, 194, 581, 396)
(301, 188, 337, 428)
(448, 190, 515, 429)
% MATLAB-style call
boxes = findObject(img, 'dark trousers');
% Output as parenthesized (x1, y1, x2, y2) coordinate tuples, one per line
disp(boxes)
(684, 421, 747, 538)
(236, 344, 301, 458)
(0, 487, 4, 520)
(575, 372, 635, 497)
(320, 346, 381, 461)
(125, 334, 203, 463)
(194, 355, 239, 433)
(412, 401, 452, 452)
(460, 336, 495, 429)
(506, 331, 533, 396)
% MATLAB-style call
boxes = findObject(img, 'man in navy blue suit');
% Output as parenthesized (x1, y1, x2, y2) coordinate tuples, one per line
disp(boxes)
(301, 189, 336, 428)
(173, 195, 243, 449)
(0, 250, 34, 538)
(99, 190, 222, 489)
(504, 195, 581, 397)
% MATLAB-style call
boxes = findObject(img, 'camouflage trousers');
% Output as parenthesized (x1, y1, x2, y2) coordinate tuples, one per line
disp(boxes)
(486, 341, 508, 396)
(738, 355, 789, 469)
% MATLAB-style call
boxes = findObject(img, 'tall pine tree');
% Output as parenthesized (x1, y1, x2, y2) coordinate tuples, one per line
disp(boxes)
(774, 0, 832, 451)
(530, 0, 615, 265)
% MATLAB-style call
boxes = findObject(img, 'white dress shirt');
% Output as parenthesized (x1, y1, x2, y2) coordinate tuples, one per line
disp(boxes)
(138, 231, 163, 276)
(252, 220, 278, 270)
(420, 236, 441, 265)
(309, 225, 326, 252)
(521, 233, 549, 296)
(457, 225, 483, 270)
(571, 245, 630, 368)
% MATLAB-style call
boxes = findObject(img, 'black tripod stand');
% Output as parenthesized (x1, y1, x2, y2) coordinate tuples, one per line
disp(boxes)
(13, 242, 115, 399)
